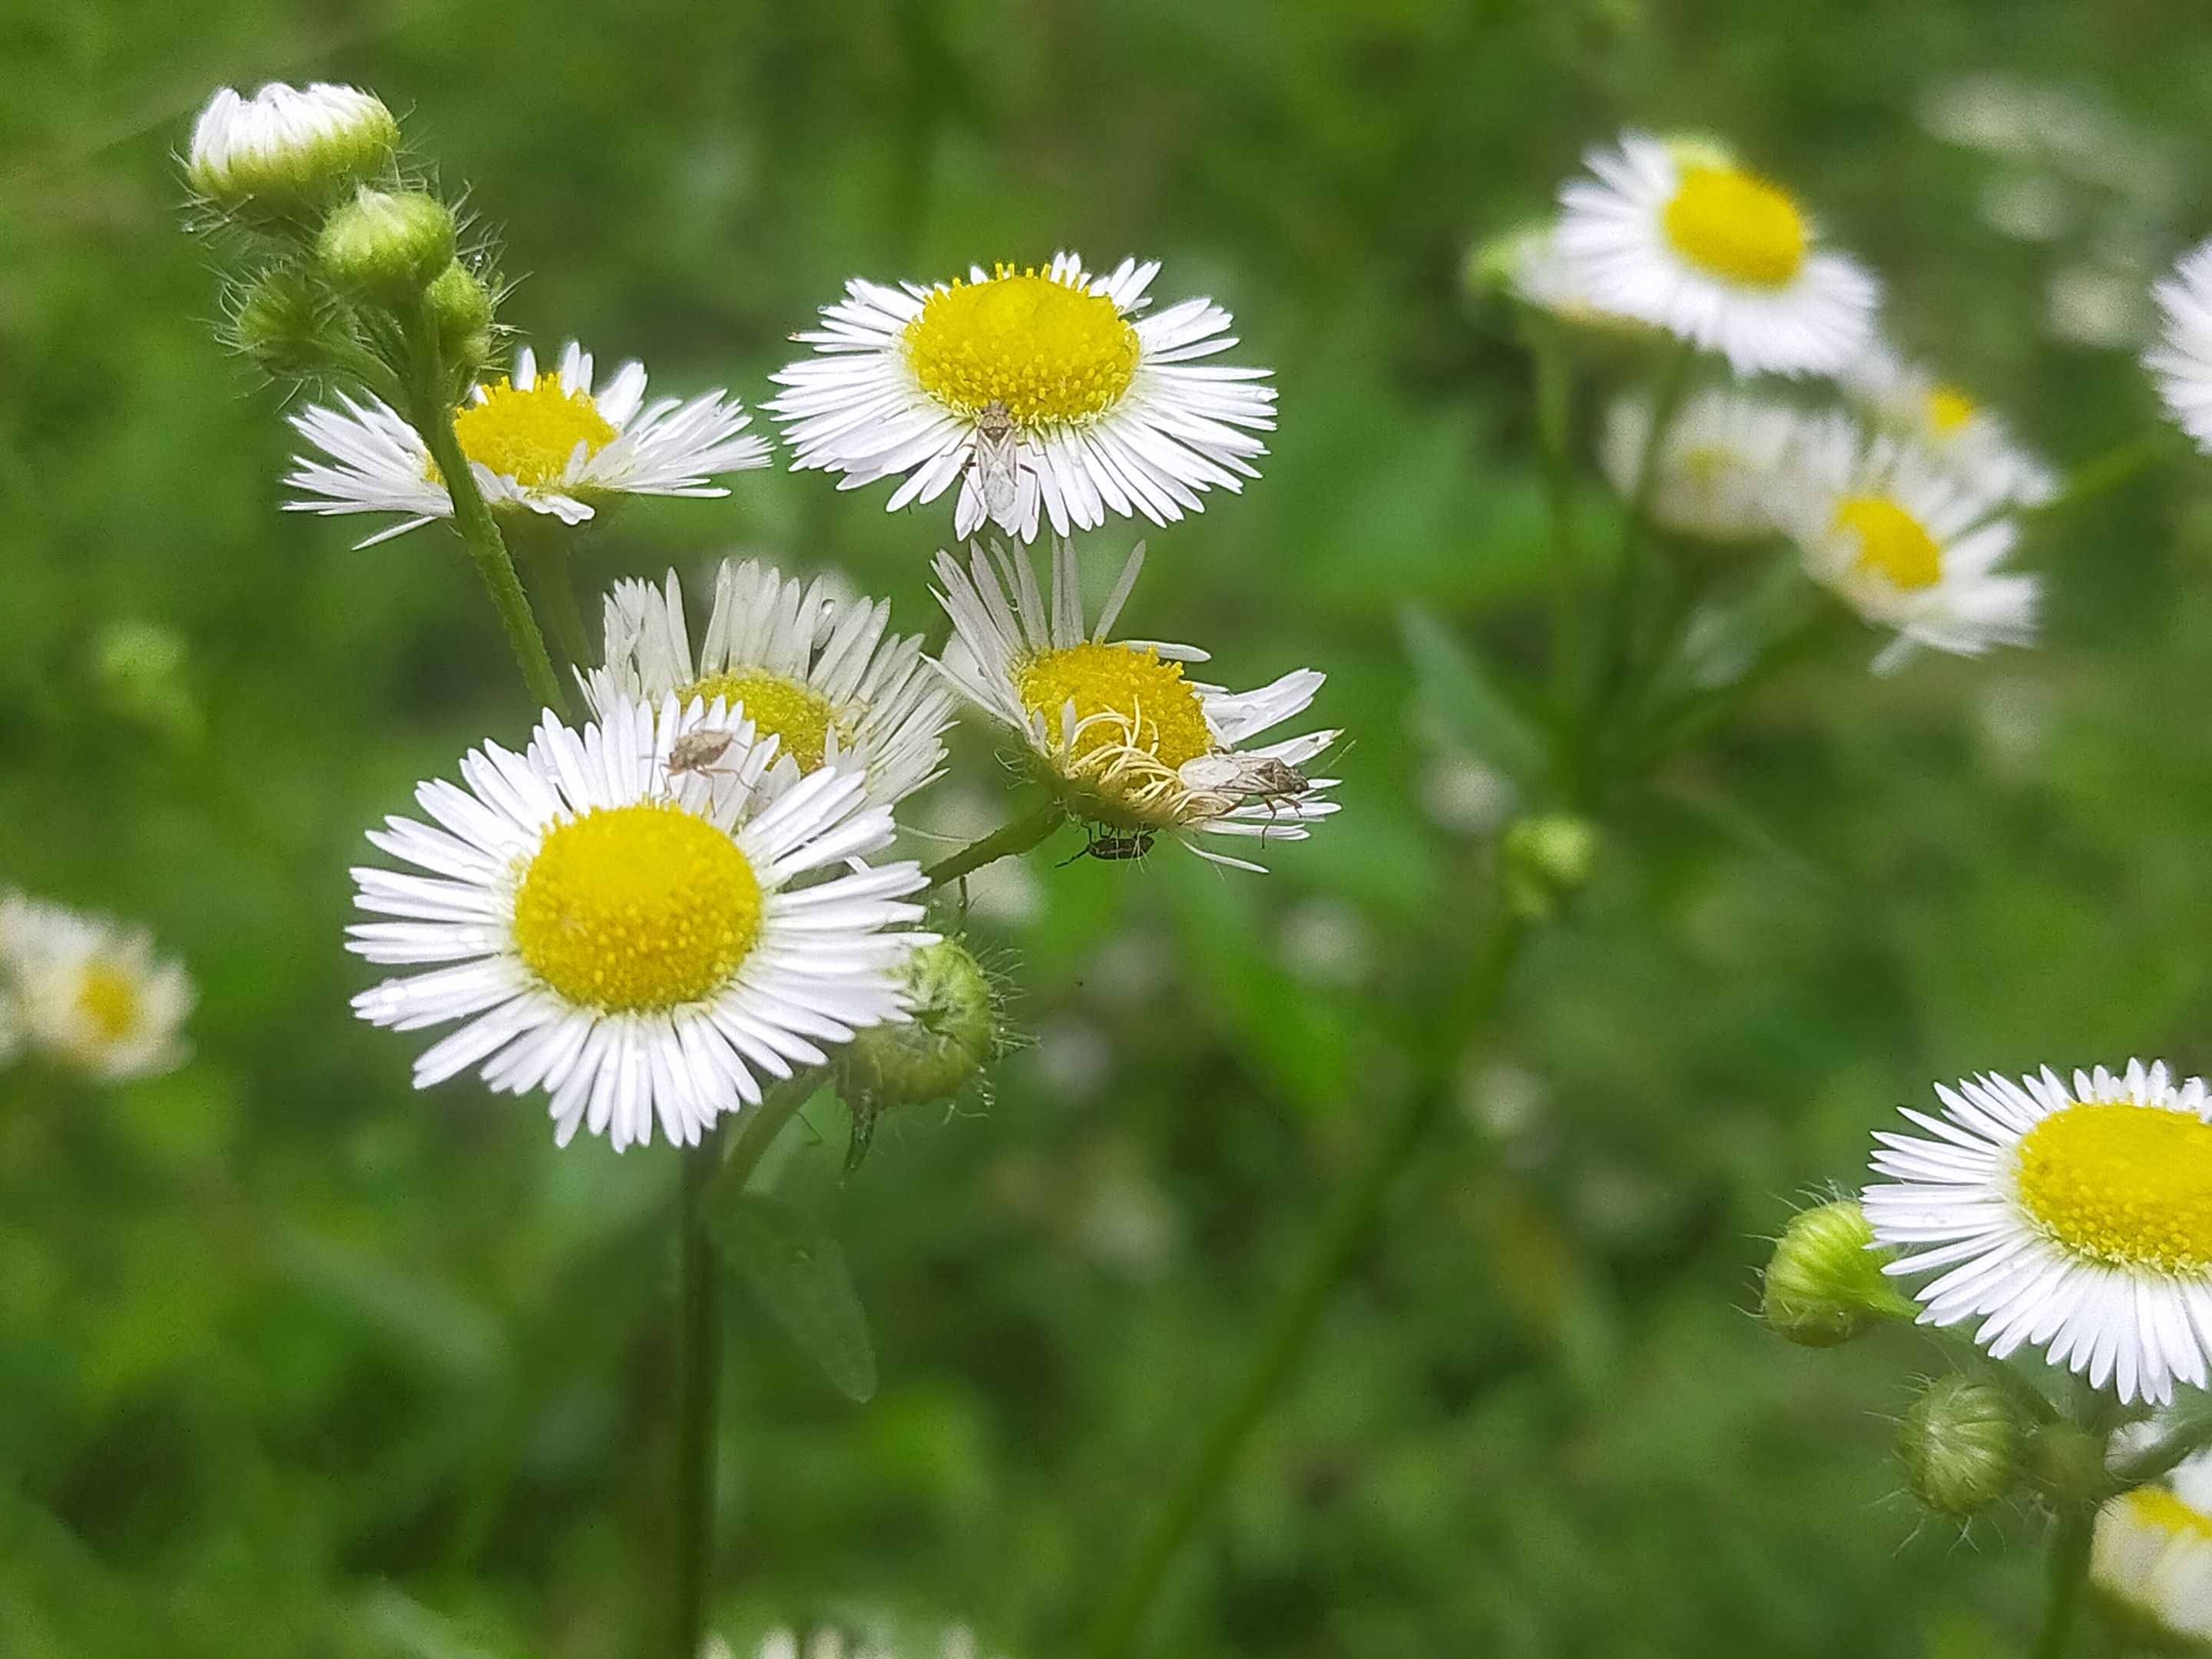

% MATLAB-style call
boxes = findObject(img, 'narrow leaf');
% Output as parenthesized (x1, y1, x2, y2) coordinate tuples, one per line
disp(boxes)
(712, 1193, 877, 1402)
(1397, 602, 1548, 786)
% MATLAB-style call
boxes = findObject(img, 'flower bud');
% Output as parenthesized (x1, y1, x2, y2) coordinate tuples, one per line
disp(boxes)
(1899, 1376, 2025, 1518)
(230, 269, 339, 377)
(1761, 1197, 1917, 1346)
(426, 263, 496, 377)
(833, 938, 1000, 1110)
(317, 188, 455, 303)
(186, 82, 398, 224)
(1502, 814, 1598, 920)
(2026, 1419, 2112, 1508)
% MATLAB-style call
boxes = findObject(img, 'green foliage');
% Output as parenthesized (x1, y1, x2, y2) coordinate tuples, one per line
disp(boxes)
(714, 1193, 879, 1406)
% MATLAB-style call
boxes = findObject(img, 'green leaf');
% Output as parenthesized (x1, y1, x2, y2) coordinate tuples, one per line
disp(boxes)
(1397, 601, 1548, 787)
(711, 1192, 877, 1402)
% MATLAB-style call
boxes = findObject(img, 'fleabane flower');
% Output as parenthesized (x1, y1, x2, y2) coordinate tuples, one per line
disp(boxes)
(1770, 413, 2037, 668)
(768, 253, 1275, 542)
(2148, 237, 2212, 453)
(1863, 1059, 2212, 1406)
(0, 892, 194, 1081)
(1837, 339, 2056, 508)
(585, 558, 956, 810)
(347, 697, 928, 1152)
(1555, 131, 1878, 375)
(932, 540, 1337, 870)
(186, 82, 397, 217)
(1601, 385, 1809, 541)
(2093, 1447, 2212, 1646)
(286, 341, 769, 546)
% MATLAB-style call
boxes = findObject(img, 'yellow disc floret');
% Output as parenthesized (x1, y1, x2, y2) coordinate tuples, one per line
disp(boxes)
(686, 670, 843, 774)
(1662, 164, 1809, 288)
(450, 374, 618, 487)
(512, 802, 760, 1012)
(1926, 385, 1979, 434)
(2015, 1101, 2212, 1274)
(1015, 641, 1214, 770)
(75, 962, 140, 1041)
(904, 267, 1140, 425)
(1836, 496, 1942, 591)
(2125, 1487, 2212, 1541)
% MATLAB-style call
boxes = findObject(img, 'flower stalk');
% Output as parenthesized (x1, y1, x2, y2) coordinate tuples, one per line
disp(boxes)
(669, 1118, 727, 1659)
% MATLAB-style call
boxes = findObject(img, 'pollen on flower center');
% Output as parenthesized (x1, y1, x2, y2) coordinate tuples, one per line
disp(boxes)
(903, 269, 1141, 426)
(687, 670, 843, 773)
(2015, 1101, 2212, 1273)
(2126, 1488, 2212, 1541)
(449, 376, 618, 487)
(512, 802, 760, 1012)
(1015, 641, 1214, 770)
(76, 964, 139, 1040)
(1662, 164, 1808, 288)
(1927, 385, 1979, 434)
(1836, 495, 1942, 591)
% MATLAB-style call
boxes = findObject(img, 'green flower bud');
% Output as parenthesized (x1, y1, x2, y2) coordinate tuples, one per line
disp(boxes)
(426, 263, 496, 376)
(230, 269, 340, 377)
(834, 938, 999, 1110)
(186, 82, 398, 224)
(1465, 222, 1551, 300)
(2026, 1419, 2113, 1508)
(1761, 1197, 1918, 1346)
(317, 188, 455, 302)
(1502, 814, 1598, 920)
(1899, 1376, 2025, 1518)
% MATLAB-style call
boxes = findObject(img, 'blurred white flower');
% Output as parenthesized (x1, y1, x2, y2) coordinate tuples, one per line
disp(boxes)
(1601, 385, 1808, 541)
(0, 892, 193, 1081)
(1836, 339, 2056, 508)
(2092, 1449, 2212, 1647)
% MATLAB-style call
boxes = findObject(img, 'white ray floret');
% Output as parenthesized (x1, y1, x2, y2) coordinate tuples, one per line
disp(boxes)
(348, 696, 929, 1152)
(1836, 337, 2056, 508)
(186, 81, 397, 209)
(1555, 131, 1878, 375)
(286, 341, 770, 546)
(0, 891, 194, 1081)
(1863, 1059, 2212, 1406)
(768, 253, 1275, 542)
(932, 538, 1337, 870)
(584, 558, 956, 810)
(2149, 237, 2212, 454)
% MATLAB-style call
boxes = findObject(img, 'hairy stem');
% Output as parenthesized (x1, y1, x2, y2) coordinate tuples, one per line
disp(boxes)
(670, 1119, 729, 1659)
(2032, 1505, 2094, 1659)
(1082, 906, 1530, 1659)
(506, 515, 595, 682)
(924, 799, 1067, 889)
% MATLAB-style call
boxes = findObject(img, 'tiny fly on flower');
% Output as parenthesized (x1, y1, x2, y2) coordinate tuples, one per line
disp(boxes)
(969, 399, 1025, 525)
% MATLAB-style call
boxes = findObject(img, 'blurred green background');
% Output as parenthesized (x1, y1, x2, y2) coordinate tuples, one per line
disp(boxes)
(5, 1, 2212, 1654)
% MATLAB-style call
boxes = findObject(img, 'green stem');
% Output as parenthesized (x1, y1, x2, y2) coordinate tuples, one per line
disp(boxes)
(924, 799, 1068, 889)
(2032, 1505, 2094, 1659)
(507, 515, 595, 681)
(670, 1118, 729, 1659)
(1527, 312, 1581, 710)
(2031, 429, 2174, 518)
(710, 1071, 823, 1209)
(2114, 1395, 2212, 1486)
(1082, 906, 1530, 1659)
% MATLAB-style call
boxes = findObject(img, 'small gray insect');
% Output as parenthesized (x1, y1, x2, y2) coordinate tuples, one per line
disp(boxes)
(664, 728, 739, 782)
(1177, 751, 1312, 806)
(969, 399, 1024, 525)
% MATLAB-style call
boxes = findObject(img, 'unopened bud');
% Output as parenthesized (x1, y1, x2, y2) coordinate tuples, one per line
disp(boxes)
(186, 82, 398, 224)
(426, 263, 495, 376)
(834, 938, 999, 1109)
(1502, 814, 1598, 919)
(1465, 222, 1551, 301)
(230, 269, 337, 376)
(1899, 1376, 2025, 1518)
(2027, 1420, 2111, 1508)
(318, 188, 455, 302)
(1761, 1197, 1917, 1346)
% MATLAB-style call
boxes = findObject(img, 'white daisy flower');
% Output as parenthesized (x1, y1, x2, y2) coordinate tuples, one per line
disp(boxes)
(347, 696, 929, 1152)
(767, 253, 1275, 542)
(1837, 338, 2057, 508)
(2093, 1449, 2212, 1645)
(1769, 412, 2037, 667)
(1600, 385, 1809, 541)
(185, 81, 397, 214)
(932, 539, 1337, 870)
(0, 892, 194, 1081)
(1555, 131, 1879, 375)
(285, 341, 770, 547)
(1863, 1059, 2212, 1406)
(2149, 237, 2212, 453)
(584, 558, 957, 810)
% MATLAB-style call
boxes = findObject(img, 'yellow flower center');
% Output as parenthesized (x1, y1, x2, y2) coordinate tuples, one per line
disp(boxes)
(75, 963, 139, 1041)
(903, 268, 1140, 426)
(511, 802, 760, 1012)
(2015, 1101, 2212, 1274)
(1926, 385, 1978, 434)
(686, 670, 843, 774)
(2125, 1487, 2212, 1541)
(1836, 496, 1942, 591)
(449, 374, 618, 487)
(1015, 641, 1214, 770)
(1661, 164, 1808, 288)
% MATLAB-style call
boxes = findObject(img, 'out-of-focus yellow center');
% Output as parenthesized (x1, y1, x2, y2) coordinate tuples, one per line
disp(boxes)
(1662, 164, 1808, 288)
(2126, 1487, 2212, 1540)
(1926, 385, 1979, 434)
(511, 802, 759, 1012)
(1015, 641, 1213, 769)
(449, 374, 618, 486)
(2015, 1101, 2212, 1273)
(1836, 496, 1942, 591)
(903, 268, 1140, 425)
(75, 963, 139, 1041)
(687, 670, 841, 774)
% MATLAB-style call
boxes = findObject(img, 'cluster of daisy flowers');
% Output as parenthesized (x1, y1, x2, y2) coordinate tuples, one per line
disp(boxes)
(0, 891, 193, 1083)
